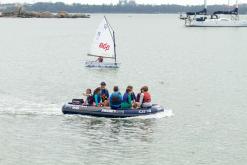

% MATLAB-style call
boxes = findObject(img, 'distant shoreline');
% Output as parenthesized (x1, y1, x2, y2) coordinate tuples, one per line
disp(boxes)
(1, 3, 247, 15)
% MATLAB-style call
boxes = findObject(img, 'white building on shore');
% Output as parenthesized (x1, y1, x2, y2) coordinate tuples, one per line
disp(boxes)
(118, 0, 136, 6)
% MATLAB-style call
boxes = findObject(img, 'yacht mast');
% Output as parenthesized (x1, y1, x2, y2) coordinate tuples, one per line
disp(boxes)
(228, 0, 230, 11)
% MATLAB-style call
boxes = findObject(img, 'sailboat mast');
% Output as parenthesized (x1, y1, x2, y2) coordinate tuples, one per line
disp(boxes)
(113, 31, 117, 64)
(204, 0, 207, 15)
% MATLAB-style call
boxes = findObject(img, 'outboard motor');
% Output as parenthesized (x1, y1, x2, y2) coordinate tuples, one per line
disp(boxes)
(71, 99, 84, 105)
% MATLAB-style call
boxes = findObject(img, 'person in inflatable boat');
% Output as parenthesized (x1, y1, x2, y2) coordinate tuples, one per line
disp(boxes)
(128, 85, 136, 103)
(93, 87, 102, 107)
(136, 87, 144, 102)
(100, 81, 109, 104)
(110, 86, 122, 110)
(121, 86, 132, 109)
(83, 88, 94, 106)
(137, 86, 152, 108)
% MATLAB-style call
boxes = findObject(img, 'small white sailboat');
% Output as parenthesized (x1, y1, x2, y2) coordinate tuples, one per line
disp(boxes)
(85, 16, 119, 68)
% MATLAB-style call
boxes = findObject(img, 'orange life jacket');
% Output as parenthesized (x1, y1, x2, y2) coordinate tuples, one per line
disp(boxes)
(143, 92, 151, 103)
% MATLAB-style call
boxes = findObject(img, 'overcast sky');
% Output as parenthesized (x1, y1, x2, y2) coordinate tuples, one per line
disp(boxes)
(0, 0, 246, 5)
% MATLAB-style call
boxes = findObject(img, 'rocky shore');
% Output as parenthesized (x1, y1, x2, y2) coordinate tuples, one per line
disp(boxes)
(0, 7, 90, 18)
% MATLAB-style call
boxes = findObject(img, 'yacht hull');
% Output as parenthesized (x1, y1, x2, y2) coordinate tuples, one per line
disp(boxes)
(186, 19, 247, 27)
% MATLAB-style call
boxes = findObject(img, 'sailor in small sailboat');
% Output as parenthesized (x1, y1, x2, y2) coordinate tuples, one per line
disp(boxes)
(96, 56, 104, 63)
(85, 16, 119, 68)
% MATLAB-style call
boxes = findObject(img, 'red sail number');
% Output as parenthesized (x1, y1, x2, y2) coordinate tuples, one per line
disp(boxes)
(99, 43, 110, 51)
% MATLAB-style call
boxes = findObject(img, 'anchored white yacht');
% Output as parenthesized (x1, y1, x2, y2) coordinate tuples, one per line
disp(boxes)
(181, 0, 247, 27)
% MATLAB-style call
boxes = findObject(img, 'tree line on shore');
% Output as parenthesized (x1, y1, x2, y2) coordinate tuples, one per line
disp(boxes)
(1, 2, 247, 14)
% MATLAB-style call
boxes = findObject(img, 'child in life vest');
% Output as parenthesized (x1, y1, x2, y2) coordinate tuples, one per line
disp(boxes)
(83, 89, 94, 106)
(136, 86, 152, 108)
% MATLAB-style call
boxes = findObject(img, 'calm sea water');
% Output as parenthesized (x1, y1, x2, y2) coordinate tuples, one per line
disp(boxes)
(0, 14, 247, 165)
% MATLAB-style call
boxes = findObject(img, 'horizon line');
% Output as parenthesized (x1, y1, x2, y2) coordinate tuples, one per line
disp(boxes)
(1, 2, 247, 6)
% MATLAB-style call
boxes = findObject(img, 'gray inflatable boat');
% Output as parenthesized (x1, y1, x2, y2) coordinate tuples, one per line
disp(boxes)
(62, 103, 164, 118)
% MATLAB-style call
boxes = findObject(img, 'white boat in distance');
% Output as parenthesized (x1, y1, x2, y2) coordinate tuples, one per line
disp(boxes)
(182, 0, 247, 27)
(188, 17, 247, 27)
(85, 16, 119, 68)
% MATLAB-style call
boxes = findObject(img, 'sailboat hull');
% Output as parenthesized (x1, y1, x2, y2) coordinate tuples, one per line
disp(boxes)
(187, 19, 247, 27)
(85, 61, 119, 68)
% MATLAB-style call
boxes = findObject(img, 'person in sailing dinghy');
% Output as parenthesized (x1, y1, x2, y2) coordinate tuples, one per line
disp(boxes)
(96, 56, 104, 63)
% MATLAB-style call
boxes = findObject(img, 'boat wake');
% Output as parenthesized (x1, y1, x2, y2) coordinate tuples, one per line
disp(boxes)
(0, 93, 174, 120)
(0, 94, 62, 116)
(125, 108, 174, 120)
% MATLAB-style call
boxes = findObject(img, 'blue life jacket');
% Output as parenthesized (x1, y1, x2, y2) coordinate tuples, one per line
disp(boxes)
(110, 92, 122, 109)
(123, 92, 131, 104)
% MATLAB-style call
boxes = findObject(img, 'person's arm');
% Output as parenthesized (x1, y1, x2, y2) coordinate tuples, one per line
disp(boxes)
(139, 93, 144, 104)
(106, 90, 109, 98)
(131, 93, 136, 102)
(128, 94, 132, 104)
(109, 95, 112, 106)
(94, 95, 99, 106)
(83, 93, 90, 97)
(85, 96, 88, 105)
(119, 93, 123, 102)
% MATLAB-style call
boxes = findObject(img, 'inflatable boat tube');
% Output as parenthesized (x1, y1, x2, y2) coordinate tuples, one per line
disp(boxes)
(62, 103, 164, 118)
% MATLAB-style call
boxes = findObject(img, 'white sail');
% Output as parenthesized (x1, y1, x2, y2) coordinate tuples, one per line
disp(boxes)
(88, 17, 115, 59)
